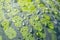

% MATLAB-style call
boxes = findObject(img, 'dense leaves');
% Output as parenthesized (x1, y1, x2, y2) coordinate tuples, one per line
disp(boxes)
(0, 0, 60, 40)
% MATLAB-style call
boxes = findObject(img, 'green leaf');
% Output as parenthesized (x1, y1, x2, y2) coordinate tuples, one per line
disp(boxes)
(43, 14, 50, 20)
(29, 15, 43, 31)
(5, 27, 16, 39)
(1, 19, 9, 27)
(1, 19, 10, 30)
(25, 34, 35, 40)
(12, 16, 22, 27)
(33, 22, 43, 31)
(48, 22, 54, 29)
(20, 26, 29, 37)
(36, 32, 46, 38)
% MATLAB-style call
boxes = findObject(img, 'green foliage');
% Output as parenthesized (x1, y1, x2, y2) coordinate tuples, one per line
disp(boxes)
(20, 26, 29, 37)
(36, 32, 46, 39)
(40, 14, 50, 25)
(0, 36, 2, 40)
(5, 27, 16, 39)
(40, 18, 48, 25)
(0, 0, 59, 40)
(28, 4, 36, 13)
(29, 15, 43, 31)
(43, 14, 50, 20)
(38, 3, 45, 7)
(57, 0, 60, 2)
(18, 0, 32, 6)
(38, 3, 48, 12)
(35, 0, 40, 3)
(30, 15, 39, 22)
(5, 0, 10, 3)
(54, 11, 58, 15)
(46, 0, 57, 11)
(48, 29, 56, 34)
(21, 6, 29, 12)
(1, 19, 9, 30)
(18, 0, 36, 13)
(33, 22, 43, 31)
(0, 0, 4, 3)
(21, 3, 36, 13)
(7, 8, 19, 17)
(12, 16, 22, 27)
(20, 26, 35, 40)
(48, 22, 54, 29)
(25, 34, 35, 40)
(1, 19, 9, 27)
